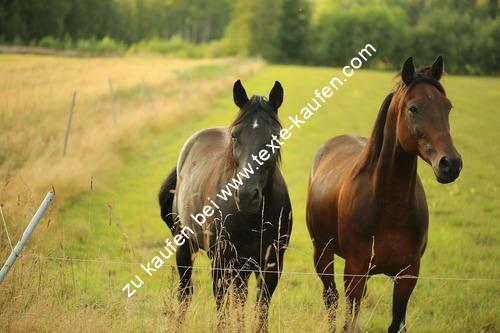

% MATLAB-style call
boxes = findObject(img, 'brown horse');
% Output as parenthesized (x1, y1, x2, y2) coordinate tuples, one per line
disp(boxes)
(306, 56, 462, 332)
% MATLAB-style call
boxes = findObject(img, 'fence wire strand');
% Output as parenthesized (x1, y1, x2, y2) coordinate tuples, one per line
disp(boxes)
(27, 254, 500, 283)
(0, 204, 13, 250)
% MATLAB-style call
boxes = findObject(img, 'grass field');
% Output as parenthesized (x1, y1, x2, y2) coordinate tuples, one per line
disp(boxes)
(1, 56, 499, 332)
(0, 55, 261, 220)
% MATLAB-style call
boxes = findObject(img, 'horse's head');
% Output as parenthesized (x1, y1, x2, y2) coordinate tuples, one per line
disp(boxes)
(395, 56, 462, 184)
(228, 80, 283, 214)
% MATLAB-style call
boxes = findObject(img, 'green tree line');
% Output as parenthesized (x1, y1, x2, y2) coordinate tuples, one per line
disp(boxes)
(0, 0, 498, 74)
(0, 0, 231, 43)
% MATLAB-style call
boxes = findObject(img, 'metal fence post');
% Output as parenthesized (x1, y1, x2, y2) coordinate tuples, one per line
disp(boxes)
(0, 190, 55, 283)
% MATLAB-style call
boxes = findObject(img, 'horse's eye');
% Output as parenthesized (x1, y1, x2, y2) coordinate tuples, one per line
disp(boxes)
(231, 134, 238, 143)
(408, 106, 418, 113)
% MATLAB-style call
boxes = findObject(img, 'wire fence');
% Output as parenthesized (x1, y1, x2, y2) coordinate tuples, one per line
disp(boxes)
(1, 205, 499, 284)
(23, 253, 500, 283)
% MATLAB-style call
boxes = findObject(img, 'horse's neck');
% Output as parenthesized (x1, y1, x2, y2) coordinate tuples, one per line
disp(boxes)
(362, 104, 418, 204)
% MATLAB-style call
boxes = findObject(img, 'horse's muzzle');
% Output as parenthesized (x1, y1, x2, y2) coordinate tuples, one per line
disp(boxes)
(236, 187, 262, 214)
(435, 155, 463, 184)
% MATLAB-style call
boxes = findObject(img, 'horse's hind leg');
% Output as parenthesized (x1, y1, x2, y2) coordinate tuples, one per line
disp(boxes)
(388, 262, 419, 333)
(313, 242, 339, 331)
(211, 255, 232, 332)
(176, 240, 194, 323)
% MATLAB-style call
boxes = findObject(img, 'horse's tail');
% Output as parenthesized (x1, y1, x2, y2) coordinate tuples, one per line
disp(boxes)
(159, 167, 177, 234)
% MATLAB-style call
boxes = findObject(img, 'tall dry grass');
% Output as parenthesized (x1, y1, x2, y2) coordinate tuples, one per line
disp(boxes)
(0, 54, 264, 332)
(0, 54, 263, 235)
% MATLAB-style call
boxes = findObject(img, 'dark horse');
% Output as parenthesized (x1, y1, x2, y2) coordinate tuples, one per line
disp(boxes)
(159, 80, 292, 331)
(306, 56, 462, 332)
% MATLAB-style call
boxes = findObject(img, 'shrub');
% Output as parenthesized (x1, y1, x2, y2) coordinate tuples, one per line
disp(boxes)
(130, 36, 189, 54)
(75, 38, 96, 53)
(314, 6, 409, 69)
(129, 36, 209, 58)
(204, 39, 237, 58)
(95, 37, 127, 54)
(473, 19, 500, 75)
(75, 37, 126, 55)
(38, 36, 63, 49)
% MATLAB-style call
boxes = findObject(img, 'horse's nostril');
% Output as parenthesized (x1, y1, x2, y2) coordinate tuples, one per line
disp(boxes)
(438, 155, 462, 180)
(439, 156, 451, 174)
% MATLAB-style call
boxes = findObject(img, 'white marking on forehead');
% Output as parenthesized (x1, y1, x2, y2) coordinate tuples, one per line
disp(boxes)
(252, 119, 259, 129)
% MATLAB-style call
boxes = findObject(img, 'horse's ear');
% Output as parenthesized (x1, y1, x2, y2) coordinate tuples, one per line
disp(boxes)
(431, 55, 444, 81)
(401, 56, 415, 86)
(269, 81, 283, 110)
(233, 80, 249, 108)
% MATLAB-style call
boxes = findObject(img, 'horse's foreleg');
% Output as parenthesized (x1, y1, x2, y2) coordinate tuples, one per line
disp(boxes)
(254, 269, 279, 333)
(313, 242, 338, 331)
(176, 241, 194, 323)
(254, 245, 284, 333)
(233, 271, 250, 332)
(388, 262, 419, 333)
(343, 260, 369, 333)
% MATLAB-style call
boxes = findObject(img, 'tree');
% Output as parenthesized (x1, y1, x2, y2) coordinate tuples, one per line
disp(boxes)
(314, 6, 409, 68)
(224, 0, 283, 59)
(277, 0, 312, 62)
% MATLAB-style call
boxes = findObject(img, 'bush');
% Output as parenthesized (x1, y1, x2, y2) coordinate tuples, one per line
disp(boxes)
(410, 9, 478, 74)
(75, 38, 95, 53)
(62, 34, 73, 49)
(130, 36, 187, 54)
(313, 6, 409, 69)
(129, 36, 208, 58)
(75, 37, 126, 55)
(473, 19, 500, 75)
(95, 37, 127, 54)
(204, 39, 237, 58)
(312, 5, 497, 75)
(38, 36, 63, 49)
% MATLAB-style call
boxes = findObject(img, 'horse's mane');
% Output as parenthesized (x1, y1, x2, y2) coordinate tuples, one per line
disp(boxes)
(361, 66, 446, 170)
(363, 92, 394, 168)
(224, 95, 282, 170)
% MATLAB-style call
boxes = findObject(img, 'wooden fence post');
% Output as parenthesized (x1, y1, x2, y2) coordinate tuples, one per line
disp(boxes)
(108, 78, 117, 125)
(63, 90, 77, 156)
(142, 78, 155, 111)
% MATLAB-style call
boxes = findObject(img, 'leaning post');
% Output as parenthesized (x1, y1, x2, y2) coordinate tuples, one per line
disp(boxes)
(0, 190, 55, 283)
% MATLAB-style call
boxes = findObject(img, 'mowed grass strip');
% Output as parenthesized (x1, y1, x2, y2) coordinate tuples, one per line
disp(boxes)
(1, 65, 499, 332)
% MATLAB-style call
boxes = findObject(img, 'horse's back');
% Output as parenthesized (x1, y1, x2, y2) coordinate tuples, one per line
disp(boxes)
(307, 135, 367, 251)
(174, 127, 228, 247)
(310, 134, 366, 182)
(177, 127, 228, 175)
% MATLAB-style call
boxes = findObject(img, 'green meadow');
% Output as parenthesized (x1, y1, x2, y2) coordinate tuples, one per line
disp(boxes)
(1, 63, 499, 332)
